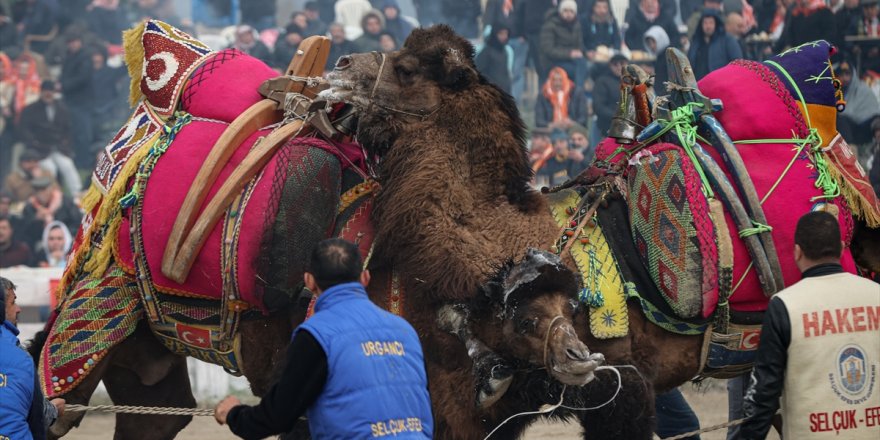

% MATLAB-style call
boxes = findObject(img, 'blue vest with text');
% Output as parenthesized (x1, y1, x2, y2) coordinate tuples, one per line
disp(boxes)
(296, 282, 433, 439)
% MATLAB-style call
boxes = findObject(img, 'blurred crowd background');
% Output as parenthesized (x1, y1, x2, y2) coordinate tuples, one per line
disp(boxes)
(0, 0, 879, 270)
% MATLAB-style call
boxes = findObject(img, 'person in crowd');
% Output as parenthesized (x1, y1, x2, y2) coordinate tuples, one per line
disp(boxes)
(17, 0, 59, 54)
(536, 66, 589, 130)
(484, 0, 528, 103)
(837, 61, 880, 150)
(335, 0, 373, 32)
(230, 25, 272, 67)
(240, 0, 276, 31)
(688, 9, 743, 79)
(381, 0, 415, 45)
(315, 0, 338, 25)
(90, 48, 127, 151)
(625, 0, 681, 51)
(274, 24, 304, 71)
(516, 0, 556, 76)
(592, 54, 627, 139)
(0, 11, 19, 52)
(34, 220, 71, 268)
(568, 124, 593, 163)
(774, 0, 838, 52)
(725, 11, 750, 56)
(289, 11, 311, 37)
(740, 211, 880, 439)
(687, 0, 724, 38)
(377, 32, 396, 53)
(529, 127, 554, 172)
(655, 388, 702, 440)
(326, 22, 357, 71)
(60, 33, 94, 168)
(835, 0, 863, 48)
(0, 51, 16, 183)
(128, 0, 183, 29)
(540, 1, 588, 86)
(303, 2, 329, 37)
(18, 80, 81, 196)
(191, 0, 239, 29)
(0, 216, 32, 268)
(441, 0, 482, 40)
(476, 24, 513, 94)
(644, 25, 671, 94)
(19, 176, 81, 250)
(85, 0, 127, 46)
(354, 11, 384, 53)
(861, 0, 879, 36)
(412, 0, 444, 25)
(2, 151, 50, 203)
(535, 128, 584, 186)
(214, 238, 433, 438)
(7, 49, 42, 125)
(0, 277, 65, 439)
(582, 0, 622, 56)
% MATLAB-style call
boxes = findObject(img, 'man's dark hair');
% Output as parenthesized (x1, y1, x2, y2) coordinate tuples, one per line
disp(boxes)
(794, 211, 842, 260)
(0, 276, 16, 322)
(308, 238, 362, 290)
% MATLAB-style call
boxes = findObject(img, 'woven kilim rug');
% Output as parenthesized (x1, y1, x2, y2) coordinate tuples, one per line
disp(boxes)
(40, 265, 143, 398)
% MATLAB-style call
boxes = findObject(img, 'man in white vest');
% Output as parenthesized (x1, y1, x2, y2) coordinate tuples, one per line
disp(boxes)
(740, 211, 880, 439)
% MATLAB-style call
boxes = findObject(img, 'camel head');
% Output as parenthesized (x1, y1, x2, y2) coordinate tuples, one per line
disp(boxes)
(476, 249, 603, 386)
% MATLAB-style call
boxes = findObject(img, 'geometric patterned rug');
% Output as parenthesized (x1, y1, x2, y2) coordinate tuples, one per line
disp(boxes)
(39, 264, 143, 398)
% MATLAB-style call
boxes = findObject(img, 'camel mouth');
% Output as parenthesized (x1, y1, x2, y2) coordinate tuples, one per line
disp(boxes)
(549, 353, 604, 386)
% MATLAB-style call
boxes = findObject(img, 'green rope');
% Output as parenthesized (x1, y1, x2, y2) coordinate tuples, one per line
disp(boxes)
(810, 144, 841, 201)
(119, 111, 192, 208)
(764, 59, 814, 132)
(667, 104, 715, 199)
(738, 220, 773, 238)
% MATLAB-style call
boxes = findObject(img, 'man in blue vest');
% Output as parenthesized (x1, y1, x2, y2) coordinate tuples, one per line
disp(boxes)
(1, 277, 64, 440)
(214, 238, 434, 439)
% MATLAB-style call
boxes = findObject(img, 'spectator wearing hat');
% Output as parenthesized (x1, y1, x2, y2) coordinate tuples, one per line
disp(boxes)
(274, 24, 305, 71)
(19, 175, 81, 250)
(535, 128, 584, 187)
(18, 80, 82, 196)
(381, 0, 415, 45)
(592, 54, 627, 139)
(625, 0, 681, 52)
(60, 33, 94, 167)
(536, 66, 589, 130)
(1, 150, 51, 203)
(539, 1, 588, 87)
(354, 11, 385, 53)
(231, 25, 273, 67)
(688, 8, 743, 80)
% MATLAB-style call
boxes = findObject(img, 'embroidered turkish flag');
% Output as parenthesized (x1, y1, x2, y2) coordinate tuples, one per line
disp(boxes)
(176, 324, 212, 349)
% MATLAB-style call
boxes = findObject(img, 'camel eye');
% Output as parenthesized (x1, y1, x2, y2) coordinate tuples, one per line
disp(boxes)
(515, 317, 538, 334)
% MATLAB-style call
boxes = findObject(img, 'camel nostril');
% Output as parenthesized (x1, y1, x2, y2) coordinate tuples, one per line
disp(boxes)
(335, 56, 352, 70)
(566, 347, 588, 362)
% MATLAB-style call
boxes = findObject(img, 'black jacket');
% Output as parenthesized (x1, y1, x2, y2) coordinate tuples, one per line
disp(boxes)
(515, 0, 556, 36)
(60, 48, 94, 106)
(592, 65, 620, 137)
(476, 28, 512, 94)
(581, 18, 621, 51)
(18, 100, 73, 158)
(774, 8, 837, 52)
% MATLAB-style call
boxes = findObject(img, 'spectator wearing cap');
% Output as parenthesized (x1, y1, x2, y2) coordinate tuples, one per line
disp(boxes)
(354, 11, 384, 53)
(535, 66, 589, 130)
(476, 24, 513, 94)
(303, 2, 329, 37)
(381, 0, 415, 45)
(231, 25, 273, 67)
(540, 1, 587, 87)
(625, 0, 681, 52)
(1, 150, 51, 203)
(274, 24, 305, 71)
(60, 33, 94, 167)
(17, 80, 81, 197)
(535, 128, 584, 187)
(773, 0, 838, 52)
(19, 175, 81, 250)
(326, 22, 358, 72)
(591, 54, 627, 138)
(688, 8, 743, 79)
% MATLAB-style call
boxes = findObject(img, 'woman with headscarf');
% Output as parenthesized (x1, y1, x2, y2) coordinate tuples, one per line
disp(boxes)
(34, 220, 72, 268)
(535, 66, 589, 129)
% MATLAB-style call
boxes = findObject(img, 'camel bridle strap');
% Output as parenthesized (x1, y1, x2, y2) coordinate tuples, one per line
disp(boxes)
(363, 52, 445, 122)
(542, 315, 566, 372)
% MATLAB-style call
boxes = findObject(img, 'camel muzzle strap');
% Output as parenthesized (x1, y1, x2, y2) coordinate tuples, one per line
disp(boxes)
(365, 51, 444, 121)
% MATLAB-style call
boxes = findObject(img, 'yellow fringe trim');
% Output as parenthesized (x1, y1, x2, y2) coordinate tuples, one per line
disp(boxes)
(123, 20, 146, 107)
(55, 132, 159, 302)
(824, 160, 880, 228)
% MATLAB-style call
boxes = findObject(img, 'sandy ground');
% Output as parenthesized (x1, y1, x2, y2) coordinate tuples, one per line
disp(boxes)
(61, 383, 782, 439)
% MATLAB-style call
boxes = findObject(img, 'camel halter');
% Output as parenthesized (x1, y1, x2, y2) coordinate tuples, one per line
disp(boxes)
(542, 315, 566, 371)
(364, 52, 445, 121)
